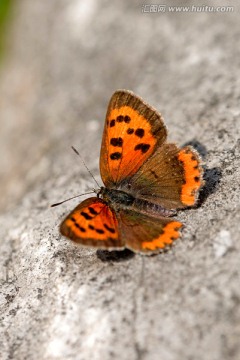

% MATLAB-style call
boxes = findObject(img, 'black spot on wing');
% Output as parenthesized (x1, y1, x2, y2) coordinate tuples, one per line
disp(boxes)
(135, 128, 145, 138)
(110, 152, 122, 160)
(150, 170, 158, 179)
(88, 207, 98, 215)
(110, 119, 115, 127)
(75, 224, 86, 232)
(116, 115, 124, 122)
(96, 229, 105, 234)
(110, 137, 123, 147)
(127, 128, 134, 134)
(134, 143, 150, 154)
(81, 211, 93, 220)
(104, 223, 116, 234)
(124, 115, 131, 123)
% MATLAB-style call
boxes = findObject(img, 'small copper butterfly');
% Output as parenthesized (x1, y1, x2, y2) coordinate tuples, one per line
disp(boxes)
(59, 90, 204, 254)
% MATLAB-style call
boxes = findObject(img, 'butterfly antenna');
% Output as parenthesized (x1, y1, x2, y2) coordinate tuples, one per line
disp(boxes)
(50, 190, 96, 207)
(71, 146, 100, 188)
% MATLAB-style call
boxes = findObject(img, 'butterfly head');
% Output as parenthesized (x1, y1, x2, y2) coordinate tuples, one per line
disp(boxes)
(97, 186, 109, 200)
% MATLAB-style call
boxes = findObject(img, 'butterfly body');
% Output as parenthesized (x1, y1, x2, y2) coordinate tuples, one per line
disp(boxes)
(60, 90, 204, 254)
(99, 186, 175, 218)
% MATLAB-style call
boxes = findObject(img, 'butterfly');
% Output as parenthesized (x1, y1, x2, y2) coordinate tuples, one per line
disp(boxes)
(59, 90, 204, 254)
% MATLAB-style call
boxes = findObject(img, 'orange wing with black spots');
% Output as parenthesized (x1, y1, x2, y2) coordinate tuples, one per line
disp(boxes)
(117, 208, 182, 254)
(60, 198, 124, 250)
(100, 90, 167, 187)
(121, 144, 204, 210)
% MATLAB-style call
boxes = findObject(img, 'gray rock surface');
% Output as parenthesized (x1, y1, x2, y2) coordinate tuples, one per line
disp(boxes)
(0, 1, 240, 359)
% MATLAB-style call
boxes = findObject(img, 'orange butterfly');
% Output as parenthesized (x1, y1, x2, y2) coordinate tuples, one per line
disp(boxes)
(59, 90, 204, 254)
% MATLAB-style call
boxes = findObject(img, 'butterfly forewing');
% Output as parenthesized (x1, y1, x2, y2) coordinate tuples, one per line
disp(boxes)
(100, 90, 167, 187)
(60, 198, 124, 250)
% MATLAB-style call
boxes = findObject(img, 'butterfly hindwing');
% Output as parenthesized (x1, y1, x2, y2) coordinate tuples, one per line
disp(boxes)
(117, 208, 183, 253)
(120, 144, 203, 210)
(100, 90, 167, 187)
(60, 197, 124, 250)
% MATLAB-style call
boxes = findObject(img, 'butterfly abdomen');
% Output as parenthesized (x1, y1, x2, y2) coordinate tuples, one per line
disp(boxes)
(133, 198, 176, 218)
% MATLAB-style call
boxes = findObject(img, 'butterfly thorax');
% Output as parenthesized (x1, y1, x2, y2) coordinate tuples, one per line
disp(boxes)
(99, 187, 135, 208)
(99, 186, 175, 217)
